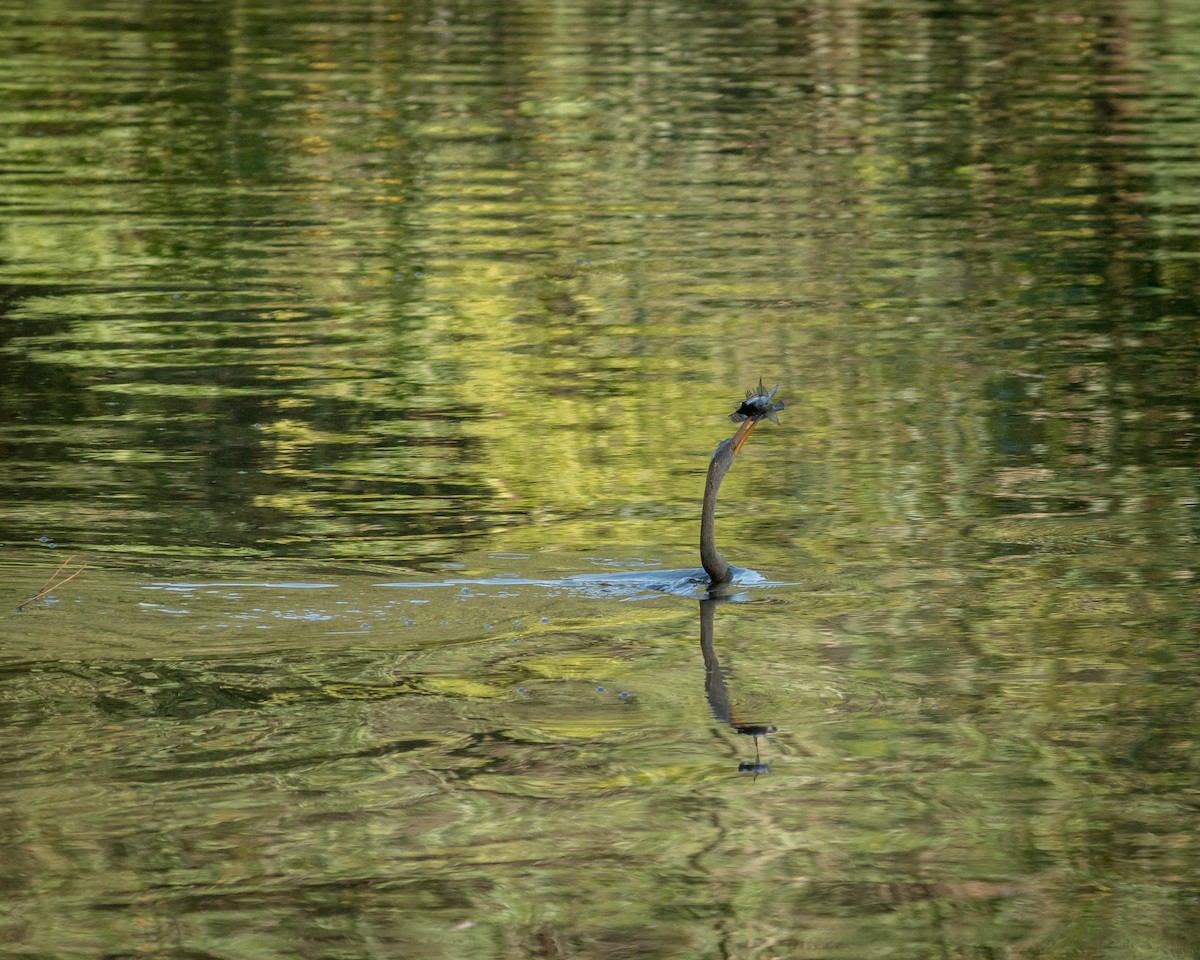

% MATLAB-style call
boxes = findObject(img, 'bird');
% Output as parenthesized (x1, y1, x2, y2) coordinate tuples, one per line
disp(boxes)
(700, 380, 783, 585)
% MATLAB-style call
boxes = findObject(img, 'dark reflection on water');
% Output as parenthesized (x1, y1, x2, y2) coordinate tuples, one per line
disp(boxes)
(4, 0, 1197, 567)
(699, 597, 777, 776)
(2, 0, 1200, 956)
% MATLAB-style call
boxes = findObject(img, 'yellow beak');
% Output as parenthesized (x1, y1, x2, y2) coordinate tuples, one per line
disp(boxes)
(731, 416, 762, 453)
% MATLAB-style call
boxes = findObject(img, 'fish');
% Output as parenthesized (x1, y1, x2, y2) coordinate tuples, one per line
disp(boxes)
(729, 378, 784, 425)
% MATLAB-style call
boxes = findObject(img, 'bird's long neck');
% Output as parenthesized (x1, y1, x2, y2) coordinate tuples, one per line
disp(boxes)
(700, 437, 737, 584)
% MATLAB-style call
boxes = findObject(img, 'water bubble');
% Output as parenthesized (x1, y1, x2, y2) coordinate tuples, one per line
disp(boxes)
(47, 542, 56, 549)
(618, 691, 631, 699)
(512, 637, 520, 643)
(517, 687, 527, 694)
(540, 617, 550, 624)
(38, 536, 48, 543)
(595, 686, 606, 693)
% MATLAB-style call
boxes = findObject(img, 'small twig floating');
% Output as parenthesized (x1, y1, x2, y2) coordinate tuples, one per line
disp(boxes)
(18, 555, 86, 611)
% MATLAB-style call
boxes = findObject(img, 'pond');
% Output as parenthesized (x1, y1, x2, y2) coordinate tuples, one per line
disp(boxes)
(1, 1, 1197, 957)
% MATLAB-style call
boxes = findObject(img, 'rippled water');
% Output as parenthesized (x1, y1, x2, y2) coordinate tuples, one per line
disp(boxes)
(2, 0, 1198, 957)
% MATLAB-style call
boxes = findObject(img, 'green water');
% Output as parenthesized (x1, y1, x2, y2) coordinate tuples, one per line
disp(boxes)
(1, 1, 1197, 957)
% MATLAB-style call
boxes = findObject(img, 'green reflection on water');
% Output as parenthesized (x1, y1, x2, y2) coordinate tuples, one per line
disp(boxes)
(1, 0, 1198, 956)
(1, 555, 1197, 958)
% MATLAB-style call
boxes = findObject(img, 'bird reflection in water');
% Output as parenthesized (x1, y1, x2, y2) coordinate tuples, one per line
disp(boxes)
(697, 379, 783, 774)
(700, 597, 776, 776)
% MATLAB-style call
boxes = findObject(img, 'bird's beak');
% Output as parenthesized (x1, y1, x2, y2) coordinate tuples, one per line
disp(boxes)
(731, 416, 762, 453)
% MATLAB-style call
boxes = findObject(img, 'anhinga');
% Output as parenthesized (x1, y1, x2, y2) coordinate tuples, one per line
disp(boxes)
(700, 380, 784, 585)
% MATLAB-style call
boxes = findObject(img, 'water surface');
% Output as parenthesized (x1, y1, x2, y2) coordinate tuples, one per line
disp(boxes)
(1, 0, 1197, 957)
